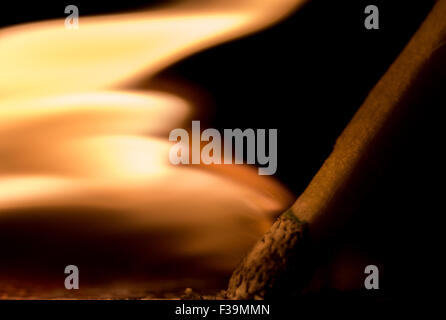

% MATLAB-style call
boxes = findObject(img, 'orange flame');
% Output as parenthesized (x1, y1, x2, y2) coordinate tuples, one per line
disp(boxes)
(0, 0, 303, 296)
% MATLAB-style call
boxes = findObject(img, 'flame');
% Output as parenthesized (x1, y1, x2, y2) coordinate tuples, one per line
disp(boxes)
(0, 0, 304, 98)
(0, 0, 303, 296)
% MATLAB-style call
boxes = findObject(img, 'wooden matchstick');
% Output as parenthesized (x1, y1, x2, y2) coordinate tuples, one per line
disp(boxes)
(226, 0, 446, 299)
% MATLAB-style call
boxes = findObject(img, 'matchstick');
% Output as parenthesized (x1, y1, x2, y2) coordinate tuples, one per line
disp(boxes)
(226, 0, 446, 299)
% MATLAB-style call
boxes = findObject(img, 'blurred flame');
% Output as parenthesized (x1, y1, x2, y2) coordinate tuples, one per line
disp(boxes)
(0, 0, 303, 98)
(0, 0, 303, 295)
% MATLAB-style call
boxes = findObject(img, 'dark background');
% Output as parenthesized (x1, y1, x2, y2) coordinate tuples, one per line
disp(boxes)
(0, 0, 441, 303)
(0, 0, 435, 193)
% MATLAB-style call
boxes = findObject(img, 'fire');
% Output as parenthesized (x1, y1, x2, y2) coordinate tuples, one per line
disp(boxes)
(0, 0, 303, 297)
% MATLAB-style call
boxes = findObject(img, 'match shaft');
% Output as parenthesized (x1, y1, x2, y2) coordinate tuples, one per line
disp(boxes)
(227, 0, 446, 299)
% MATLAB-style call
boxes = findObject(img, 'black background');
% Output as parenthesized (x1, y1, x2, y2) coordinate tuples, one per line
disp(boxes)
(0, 0, 435, 193)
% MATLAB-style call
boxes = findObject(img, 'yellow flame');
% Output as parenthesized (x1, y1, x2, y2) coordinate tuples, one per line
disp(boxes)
(0, 0, 303, 293)
(0, 0, 303, 98)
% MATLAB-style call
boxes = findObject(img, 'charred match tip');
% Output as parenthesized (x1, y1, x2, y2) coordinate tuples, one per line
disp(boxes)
(226, 0, 446, 299)
(227, 210, 310, 299)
